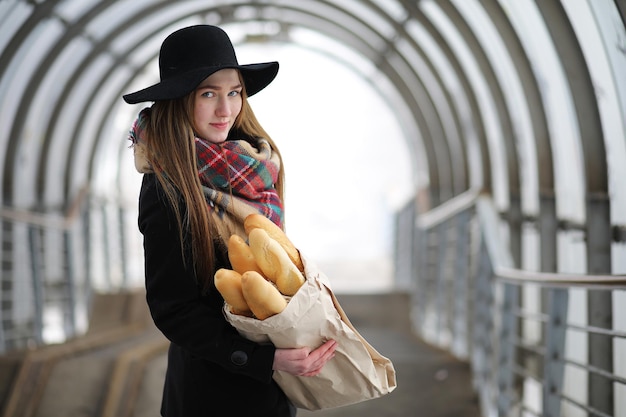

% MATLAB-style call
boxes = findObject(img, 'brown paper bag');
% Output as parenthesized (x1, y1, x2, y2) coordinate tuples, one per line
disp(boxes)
(223, 255, 397, 410)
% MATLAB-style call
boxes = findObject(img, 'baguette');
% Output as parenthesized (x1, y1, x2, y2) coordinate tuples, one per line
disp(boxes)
(227, 234, 264, 276)
(244, 213, 304, 272)
(248, 228, 305, 296)
(214, 268, 252, 316)
(241, 271, 287, 320)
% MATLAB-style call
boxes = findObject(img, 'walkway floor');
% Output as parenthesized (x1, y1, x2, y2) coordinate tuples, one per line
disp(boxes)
(297, 293, 481, 417)
(1, 292, 482, 417)
(136, 292, 481, 417)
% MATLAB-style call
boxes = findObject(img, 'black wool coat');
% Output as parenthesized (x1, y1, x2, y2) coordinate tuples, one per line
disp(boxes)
(138, 174, 295, 417)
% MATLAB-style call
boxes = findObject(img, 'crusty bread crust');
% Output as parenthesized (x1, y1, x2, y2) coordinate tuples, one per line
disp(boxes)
(241, 271, 287, 319)
(244, 214, 304, 272)
(248, 228, 305, 296)
(214, 268, 252, 316)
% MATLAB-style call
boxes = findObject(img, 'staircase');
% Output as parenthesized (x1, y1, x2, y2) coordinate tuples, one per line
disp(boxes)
(0, 291, 169, 417)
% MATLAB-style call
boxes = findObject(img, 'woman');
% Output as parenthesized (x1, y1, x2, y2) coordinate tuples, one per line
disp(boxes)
(123, 25, 336, 417)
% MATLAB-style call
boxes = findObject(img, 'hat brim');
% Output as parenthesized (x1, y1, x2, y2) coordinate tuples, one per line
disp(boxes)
(123, 61, 278, 104)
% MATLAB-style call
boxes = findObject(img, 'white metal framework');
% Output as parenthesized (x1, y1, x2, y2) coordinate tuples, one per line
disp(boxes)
(1, 1, 625, 416)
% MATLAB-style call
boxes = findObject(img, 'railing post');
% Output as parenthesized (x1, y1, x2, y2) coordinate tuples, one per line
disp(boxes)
(436, 222, 449, 346)
(473, 237, 497, 415)
(497, 282, 518, 415)
(28, 226, 44, 345)
(118, 205, 128, 287)
(63, 230, 77, 337)
(453, 209, 472, 358)
(411, 213, 426, 336)
(586, 194, 613, 416)
(83, 204, 93, 312)
(0, 220, 9, 353)
(415, 224, 438, 341)
(543, 287, 568, 417)
(101, 204, 112, 288)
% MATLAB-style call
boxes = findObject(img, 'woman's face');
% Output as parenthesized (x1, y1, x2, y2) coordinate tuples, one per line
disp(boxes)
(193, 68, 243, 143)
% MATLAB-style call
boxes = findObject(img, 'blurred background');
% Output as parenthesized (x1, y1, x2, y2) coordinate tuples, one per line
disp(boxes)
(1, 1, 625, 416)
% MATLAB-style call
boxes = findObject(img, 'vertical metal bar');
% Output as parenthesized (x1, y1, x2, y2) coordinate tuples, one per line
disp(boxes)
(473, 238, 490, 387)
(83, 202, 93, 313)
(412, 212, 426, 336)
(422, 228, 438, 340)
(543, 288, 568, 417)
(467, 211, 479, 366)
(445, 219, 455, 346)
(63, 230, 76, 337)
(101, 204, 111, 288)
(28, 226, 44, 345)
(587, 195, 613, 416)
(0, 220, 8, 353)
(509, 195, 523, 268)
(406, 202, 418, 292)
(484, 258, 497, 414)
(539, 193, 558, 416)
(474, 237, 496, 415)
(436, 222, 448, 346)
(118, 205, 128, 288)
(453, 209, 471, 358)
(497, 282, 519, 415)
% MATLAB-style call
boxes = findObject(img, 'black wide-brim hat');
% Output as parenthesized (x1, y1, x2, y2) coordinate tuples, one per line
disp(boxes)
(123, 25, 278, 104)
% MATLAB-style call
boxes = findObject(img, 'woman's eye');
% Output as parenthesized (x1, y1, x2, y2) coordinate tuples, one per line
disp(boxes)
(228, 90, 241, 97)
(201, 91, 215, 98)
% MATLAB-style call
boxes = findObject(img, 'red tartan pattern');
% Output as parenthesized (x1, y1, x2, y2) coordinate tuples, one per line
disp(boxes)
(195, 137, 284, 227)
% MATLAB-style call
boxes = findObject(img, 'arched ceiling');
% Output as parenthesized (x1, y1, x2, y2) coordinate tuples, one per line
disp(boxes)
(1, 0, 625, 248)
(0, 0, 478, 213)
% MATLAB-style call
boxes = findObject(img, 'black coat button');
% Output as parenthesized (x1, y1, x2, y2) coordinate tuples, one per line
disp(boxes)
(231, 350, 248, 366)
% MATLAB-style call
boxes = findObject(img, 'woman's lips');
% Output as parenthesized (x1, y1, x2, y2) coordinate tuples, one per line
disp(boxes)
(211, 122, 229, 130)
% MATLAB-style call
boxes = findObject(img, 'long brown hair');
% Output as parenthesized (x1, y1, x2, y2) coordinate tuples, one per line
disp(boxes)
(144, 79, 284, 290)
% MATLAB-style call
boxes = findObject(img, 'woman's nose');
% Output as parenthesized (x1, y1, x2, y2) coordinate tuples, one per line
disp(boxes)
(215, 98, 231, 116)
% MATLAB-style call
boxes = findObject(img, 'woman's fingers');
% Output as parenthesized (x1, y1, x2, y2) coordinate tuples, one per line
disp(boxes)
(309, 340, 337, 366)
(273, 339, 338, 376)
(300, 339, 337, 376)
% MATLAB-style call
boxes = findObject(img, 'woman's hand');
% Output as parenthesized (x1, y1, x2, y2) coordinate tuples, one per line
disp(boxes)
(273, 339, 337, 377)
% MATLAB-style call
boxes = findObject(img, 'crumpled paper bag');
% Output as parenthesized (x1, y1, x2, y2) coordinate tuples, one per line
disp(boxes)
(223, 255, 397, 410)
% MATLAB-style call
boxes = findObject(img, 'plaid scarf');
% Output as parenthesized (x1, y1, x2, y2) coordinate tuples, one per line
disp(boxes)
(128, 108, 284, 232)
(196, 137, 284, 228)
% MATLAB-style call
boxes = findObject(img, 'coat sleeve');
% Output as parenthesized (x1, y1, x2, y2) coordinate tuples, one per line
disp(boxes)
(138, 174, 276, 383)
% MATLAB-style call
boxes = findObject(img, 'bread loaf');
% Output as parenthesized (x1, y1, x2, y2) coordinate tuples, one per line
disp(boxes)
(227, 234, 264, 276)
(214, 268, 252, 316)
(241, 271, 287, 320)
(244, 213, 304, 272)
(248, 228, 305, 296)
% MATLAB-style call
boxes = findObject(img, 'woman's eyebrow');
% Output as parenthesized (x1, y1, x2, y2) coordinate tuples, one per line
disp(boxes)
(197, 82, 242, 90)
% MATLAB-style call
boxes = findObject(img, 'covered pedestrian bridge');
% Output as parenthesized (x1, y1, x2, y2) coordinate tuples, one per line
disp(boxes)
(1, 1, 625, 416)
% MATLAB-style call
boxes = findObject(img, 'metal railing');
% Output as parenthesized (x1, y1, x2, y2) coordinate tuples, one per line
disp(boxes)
(0, 189, 142, 354)
(394, 189, 626, 417)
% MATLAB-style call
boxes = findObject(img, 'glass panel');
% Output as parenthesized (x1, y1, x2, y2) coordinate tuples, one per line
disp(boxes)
(453, 0, 538, 214)
(0, 0, 32, 54)
(371, 0, 408, 22)
(9, 20, 65, 208)
(396, 36, 466, 194)
(83, 0, 157, 39)
(498, 0, 585, 225)
(284, 1, 391, 51)
(43, 44, 110, 208)
(336, 0, 396, 39)
(54, 0, 101, 24)
(406, 19, 483, 188)
(25, 37, 92, 199)
(562, 2, 626, 231)
(421, 0, 510, 210)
